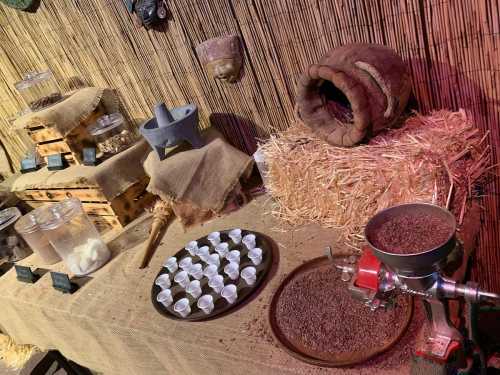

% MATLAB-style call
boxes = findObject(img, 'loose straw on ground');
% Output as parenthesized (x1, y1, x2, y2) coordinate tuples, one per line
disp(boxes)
(260, 109, 491, 251)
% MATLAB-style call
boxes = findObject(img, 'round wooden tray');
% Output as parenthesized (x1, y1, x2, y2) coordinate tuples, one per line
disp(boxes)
(151, 229, 273, 321)
(269, 256, 413, 367)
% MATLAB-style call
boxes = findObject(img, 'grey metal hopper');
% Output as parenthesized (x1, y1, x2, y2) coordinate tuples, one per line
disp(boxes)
(365, 203, 457, 277)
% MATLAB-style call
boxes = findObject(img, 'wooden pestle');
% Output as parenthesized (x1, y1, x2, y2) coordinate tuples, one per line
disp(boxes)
(139, 199, 172, 269)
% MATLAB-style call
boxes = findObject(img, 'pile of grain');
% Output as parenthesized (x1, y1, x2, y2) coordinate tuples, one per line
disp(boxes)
(260, 110, 491, 251)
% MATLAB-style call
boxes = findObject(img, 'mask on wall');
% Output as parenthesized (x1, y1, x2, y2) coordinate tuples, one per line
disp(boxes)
(124, 0, 168, 29)
(196, 35, 243, 83)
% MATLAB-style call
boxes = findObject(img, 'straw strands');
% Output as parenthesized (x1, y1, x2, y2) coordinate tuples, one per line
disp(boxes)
(0, 334, 38, 369)
(260, 110, 491, 251)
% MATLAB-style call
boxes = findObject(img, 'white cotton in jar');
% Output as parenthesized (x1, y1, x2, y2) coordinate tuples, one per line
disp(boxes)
(68, 238, 110, 275)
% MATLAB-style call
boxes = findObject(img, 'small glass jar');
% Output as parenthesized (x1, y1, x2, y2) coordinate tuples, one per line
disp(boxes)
(0, 207, 32, 262)
(39, 198, 110, 276)
(14, 70, 62, 112)
(15, 207, 61, 265)
(88, 113, 137, 157)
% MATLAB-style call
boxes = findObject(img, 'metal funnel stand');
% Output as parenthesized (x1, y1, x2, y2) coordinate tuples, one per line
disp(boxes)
(139, 103, 204, 160)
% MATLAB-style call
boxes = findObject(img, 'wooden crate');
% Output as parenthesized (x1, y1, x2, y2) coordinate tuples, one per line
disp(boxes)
(15, 176, 155, 234)
(26, 104, 105, 165)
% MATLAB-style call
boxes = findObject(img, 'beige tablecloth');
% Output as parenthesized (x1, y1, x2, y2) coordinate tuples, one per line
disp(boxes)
(0, 196, 421, 375)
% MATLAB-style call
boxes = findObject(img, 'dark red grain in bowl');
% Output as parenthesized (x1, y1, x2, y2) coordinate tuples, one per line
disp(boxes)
(365, 203, 456, 255)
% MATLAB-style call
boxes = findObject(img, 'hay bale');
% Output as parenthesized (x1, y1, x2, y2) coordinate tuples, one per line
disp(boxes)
(260, 109, 491, 251)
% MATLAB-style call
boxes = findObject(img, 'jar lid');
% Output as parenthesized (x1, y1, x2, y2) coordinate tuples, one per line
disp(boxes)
(14, 70, 54, 91)
(0, 207, 21, 231)
(88, 113, 124, 136)
(39, 198, 83, 231)
(15, 206, 49, 234)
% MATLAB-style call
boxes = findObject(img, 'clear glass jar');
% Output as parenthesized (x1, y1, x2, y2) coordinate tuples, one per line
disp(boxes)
(14, 70, 62, 112)
(0, 207, 32, 262)
(88, 113, 137, 157)
(15, 207, 61, 265)
(39, 198, 110, 276)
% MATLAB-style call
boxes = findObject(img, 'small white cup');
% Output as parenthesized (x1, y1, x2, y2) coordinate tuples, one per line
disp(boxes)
(188, 263, 203, 280)
(197, 246, 210, 262)
(155, 274, 171, 289)
(224, 262, 240, 280)
(226, 250, 240, 264)
(207, 253, 221, 267)
(156, 289, 173, 307)
(197, 294, 214, 315)
(186, 280, 202, 299)
(208, 274, 224, 293)
(207, 231, 221, 246)
(241, 266, 257, 286)
(203, 264, 219, 279)
(242, 234, 256, 250)
(174, 270, 190, 288)
(179, 257, 193, 270)
(248, 247, 263, 266)
(228, 228, 242, 244)
(174, 298, 191, 318)
(214, 242, 229, 258)
(185, 241, 198, 256)
(221, 284, 238, 304)
(164, 257, 178, 273)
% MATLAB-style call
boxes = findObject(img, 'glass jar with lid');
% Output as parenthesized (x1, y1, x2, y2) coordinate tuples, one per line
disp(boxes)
(15, 206, 61, 265)
(14, 70, 62, 112)
(0, 207, 32, 262)
(39, 198, 110, 275)
(88, 113, 137, 158)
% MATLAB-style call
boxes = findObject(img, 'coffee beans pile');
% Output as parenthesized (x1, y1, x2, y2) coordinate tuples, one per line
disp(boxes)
(276, 264, 409, 357)
(370, 212, 453, 254)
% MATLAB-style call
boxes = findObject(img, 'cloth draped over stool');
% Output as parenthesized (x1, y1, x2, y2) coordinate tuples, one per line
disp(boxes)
(143, 129, 254, 227)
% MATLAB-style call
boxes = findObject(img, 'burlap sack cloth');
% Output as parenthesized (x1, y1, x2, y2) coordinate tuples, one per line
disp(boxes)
(12, 87, 119, 136)
(143, 129, 254, 226)
(10, 140, 150, 201)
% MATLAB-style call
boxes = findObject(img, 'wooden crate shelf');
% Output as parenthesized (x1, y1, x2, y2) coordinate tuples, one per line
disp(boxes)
(15, 176, 154, 233)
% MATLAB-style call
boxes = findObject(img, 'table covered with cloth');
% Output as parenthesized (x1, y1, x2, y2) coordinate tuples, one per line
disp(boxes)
(0, 196, 427, 375)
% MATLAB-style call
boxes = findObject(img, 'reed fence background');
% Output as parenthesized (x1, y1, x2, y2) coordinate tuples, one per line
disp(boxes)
(0, 0, 499, 289)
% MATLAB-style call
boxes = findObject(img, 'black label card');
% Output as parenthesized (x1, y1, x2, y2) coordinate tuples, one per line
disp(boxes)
(82, 147, 98, 166)
(50, 271, 78, 294)
(20, 156, 38, 174)
(15, 265, 39, 283)
(47, 154, 67, 171)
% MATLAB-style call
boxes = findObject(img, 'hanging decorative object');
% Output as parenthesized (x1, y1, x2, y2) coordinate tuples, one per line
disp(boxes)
(0, 0, 39, 12)
(123, 0, 168, 29)
(296, 43, 411, 147)
(196, 35, 243, 83)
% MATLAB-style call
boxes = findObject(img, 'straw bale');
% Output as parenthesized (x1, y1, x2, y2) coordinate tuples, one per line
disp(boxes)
(260, 110, 491, 251)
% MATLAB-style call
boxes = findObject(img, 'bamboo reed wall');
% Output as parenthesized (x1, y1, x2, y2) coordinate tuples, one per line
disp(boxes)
(0, 0, 499, 289)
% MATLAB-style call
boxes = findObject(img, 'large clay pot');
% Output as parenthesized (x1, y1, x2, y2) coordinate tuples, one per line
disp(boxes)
(296, 43, 411, 146)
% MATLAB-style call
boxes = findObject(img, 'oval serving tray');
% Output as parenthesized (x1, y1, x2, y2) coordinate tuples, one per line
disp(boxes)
(269, 256, 413, 367)
(151, 229, 273, 321)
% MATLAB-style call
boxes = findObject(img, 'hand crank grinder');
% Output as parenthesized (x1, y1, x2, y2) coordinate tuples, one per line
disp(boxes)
(333, 203, 500, 365)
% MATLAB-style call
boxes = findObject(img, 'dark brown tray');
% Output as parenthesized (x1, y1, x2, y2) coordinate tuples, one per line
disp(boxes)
(269, 256, 413, 367)
(151, 229, 272, 321)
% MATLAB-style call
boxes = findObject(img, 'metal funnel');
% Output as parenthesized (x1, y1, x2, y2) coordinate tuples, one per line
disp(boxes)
(365, 203, 456, 277)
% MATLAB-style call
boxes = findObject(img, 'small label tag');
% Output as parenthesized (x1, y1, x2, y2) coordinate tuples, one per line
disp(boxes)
(50, 271, 78, 294)
(15, 265, 39, 283)
(20, 156, 38, 173)
(47, 154, 66, 171)
(82, 147, 97, 166)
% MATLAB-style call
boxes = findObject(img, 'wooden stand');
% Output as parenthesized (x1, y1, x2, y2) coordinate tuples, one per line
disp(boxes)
(14, 176, 155, 233)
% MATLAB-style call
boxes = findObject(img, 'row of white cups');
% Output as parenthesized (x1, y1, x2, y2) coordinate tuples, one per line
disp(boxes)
(155, 229, 263, 318)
